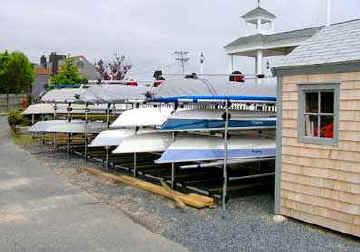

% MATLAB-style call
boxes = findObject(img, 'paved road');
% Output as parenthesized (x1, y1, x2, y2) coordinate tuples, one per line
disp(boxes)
(0, 117, 188, 252)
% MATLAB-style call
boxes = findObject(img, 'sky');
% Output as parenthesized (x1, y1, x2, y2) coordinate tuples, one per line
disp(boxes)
(1, 0, 359, 80)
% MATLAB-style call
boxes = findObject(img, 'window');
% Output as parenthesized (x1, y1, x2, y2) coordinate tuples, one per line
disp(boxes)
(298, 84, 339, 145)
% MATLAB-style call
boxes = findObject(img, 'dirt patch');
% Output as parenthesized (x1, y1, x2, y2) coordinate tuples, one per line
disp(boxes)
(0, 178, 31, 190)
(0, 211, 28, 224)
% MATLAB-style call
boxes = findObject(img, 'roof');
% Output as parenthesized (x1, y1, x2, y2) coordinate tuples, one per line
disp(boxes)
(224, 26, 321, 50)
(35, 68, 51, 75)
(59, 55, 101, 80)
(242, 7, 276, 20)
(32, 74, 49, 97)
(275, 19, 360, 69)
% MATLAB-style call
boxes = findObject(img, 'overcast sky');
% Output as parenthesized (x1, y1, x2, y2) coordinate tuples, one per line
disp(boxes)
(1, 0, 359, 79)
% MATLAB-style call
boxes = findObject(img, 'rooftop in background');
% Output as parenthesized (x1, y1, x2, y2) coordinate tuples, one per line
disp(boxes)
(224, 26, 322, 57)
(274, 19, 360, 69)
(59, 55, 101, 80)
(35, 68, 51, 75)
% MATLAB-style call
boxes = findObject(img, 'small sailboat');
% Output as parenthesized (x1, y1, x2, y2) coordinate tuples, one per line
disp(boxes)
(156, 135, 275, 163)
(112, 132, 173, 153)
(28, 120, 107, 134)
(89, 128, 140, 147)
(110, 107, 174, 128)
(160, 109, 276, 131)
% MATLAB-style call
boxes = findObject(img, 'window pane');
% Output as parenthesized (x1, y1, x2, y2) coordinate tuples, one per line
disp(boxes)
(321, 92, 334, 113)
(320, 116, 334, 139)
(305, 92, 318, 113)
(304, 114, 319, 137)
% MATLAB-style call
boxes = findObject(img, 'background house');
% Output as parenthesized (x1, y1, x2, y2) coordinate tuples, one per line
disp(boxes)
(273, 19, 360, 237)
(59, 55, 100, 80)
(31, 66, 51, 97)
(31, 53, 100, 98)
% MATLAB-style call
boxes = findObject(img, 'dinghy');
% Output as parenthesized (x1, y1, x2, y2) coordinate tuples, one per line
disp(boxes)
(112, 132, 173, 153)
(28, 120, 107, 134)
(160, 109, 276, 131)
(110, 107, 175, 128)
(89, 128, 154, 147)
(22, 103, 117, 115)
(151, 78, 277, 103)
(156, 135, 275, 163)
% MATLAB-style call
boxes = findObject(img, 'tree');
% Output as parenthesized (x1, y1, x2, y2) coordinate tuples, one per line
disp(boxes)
(0, 51, 10, 94)
(49, 58, 87, 84)
(95, 54, 132, 80)
(0, 51, 35, 94)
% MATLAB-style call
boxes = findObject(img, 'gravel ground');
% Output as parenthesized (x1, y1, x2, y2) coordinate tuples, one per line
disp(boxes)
(25, 144, 360, 252)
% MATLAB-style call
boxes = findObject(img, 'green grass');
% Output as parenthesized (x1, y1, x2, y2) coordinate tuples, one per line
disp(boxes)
(10, 129, 39, 146)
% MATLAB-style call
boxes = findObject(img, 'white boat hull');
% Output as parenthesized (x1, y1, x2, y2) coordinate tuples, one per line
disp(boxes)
(156, 135, 275, 163)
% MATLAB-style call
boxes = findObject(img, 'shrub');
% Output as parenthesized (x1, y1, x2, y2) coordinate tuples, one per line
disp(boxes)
(8, 109, 23, 126)
(7, 109, 30, 127)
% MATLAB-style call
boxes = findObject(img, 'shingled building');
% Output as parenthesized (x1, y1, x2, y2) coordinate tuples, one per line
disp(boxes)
(273, 19, 360, 237)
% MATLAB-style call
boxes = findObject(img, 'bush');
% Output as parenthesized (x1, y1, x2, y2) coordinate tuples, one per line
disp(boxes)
(8, 109, 30, 127)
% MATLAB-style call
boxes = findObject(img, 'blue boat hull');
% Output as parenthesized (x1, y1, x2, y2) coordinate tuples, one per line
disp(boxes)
(156, 148, 276, 163)
(161, 118, 276, 131)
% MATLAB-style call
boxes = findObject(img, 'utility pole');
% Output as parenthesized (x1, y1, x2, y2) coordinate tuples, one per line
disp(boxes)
(174, 51, 190, 74)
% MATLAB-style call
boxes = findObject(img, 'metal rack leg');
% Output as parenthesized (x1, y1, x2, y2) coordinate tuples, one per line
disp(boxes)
(133, 152, 137, 177)
(105, 146, 109, 171)
(222, 99, 229, 211)
(67, 133, 71, 155)
(171, 163, 175, 189)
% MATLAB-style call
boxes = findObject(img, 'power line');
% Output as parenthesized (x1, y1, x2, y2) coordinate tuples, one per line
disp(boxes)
(174, 51, 190, 74)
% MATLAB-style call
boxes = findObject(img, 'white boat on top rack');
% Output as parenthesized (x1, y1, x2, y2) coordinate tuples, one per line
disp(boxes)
(110, 107, 175, 128)
(150, 78, 277, 104)
(156, 135, 275, 164)
(160, 109, 276, 131)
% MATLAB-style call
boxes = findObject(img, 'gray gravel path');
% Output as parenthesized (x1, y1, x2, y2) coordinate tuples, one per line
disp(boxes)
(0, 116, 188, 252)
(30, 149, 360, 252)
(6, 116, 360, 252)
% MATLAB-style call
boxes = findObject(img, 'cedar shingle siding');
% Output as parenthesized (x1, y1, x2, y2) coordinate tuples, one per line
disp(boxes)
(279, 72, 360, 237)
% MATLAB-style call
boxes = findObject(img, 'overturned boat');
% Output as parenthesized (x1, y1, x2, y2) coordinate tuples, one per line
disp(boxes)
(156, 135, 275, 163)
(160, 109, 276, 131)
(110, 107, 175, 128)
(112, 132, 173, 153)
(28, 120, 107, 134)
